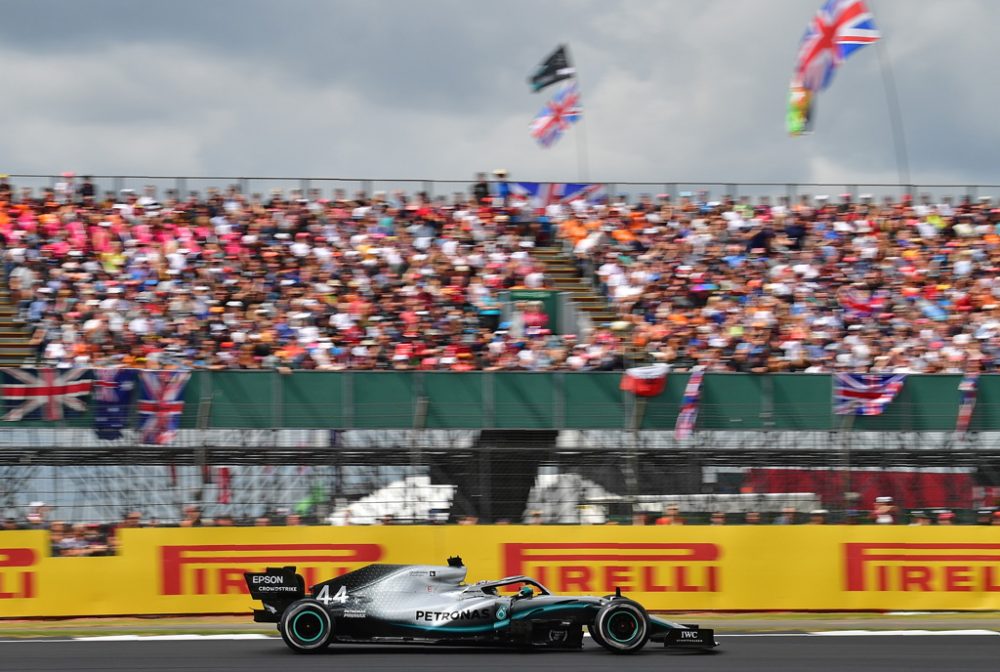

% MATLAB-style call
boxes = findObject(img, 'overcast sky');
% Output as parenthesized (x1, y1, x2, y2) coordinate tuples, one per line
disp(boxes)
(0, 0, 996, 190)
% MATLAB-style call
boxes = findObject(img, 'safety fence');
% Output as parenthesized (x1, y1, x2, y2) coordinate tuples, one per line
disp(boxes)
(1, 526, 999, 617)
(2, 447, 997, 527)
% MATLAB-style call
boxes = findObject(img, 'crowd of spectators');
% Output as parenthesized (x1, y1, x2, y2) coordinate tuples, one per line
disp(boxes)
(557, 190, 1000, 373)
(3, 174, 607, 372)
(5, 174, 1000, 373)
(3, 499, 997, 551)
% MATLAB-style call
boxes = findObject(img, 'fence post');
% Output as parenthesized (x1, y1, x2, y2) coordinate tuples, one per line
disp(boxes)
(343, 372, 354, 430)
(554, 372, 565, 431)
(483, 371, 495, 429)
(272, 368, 283, 447)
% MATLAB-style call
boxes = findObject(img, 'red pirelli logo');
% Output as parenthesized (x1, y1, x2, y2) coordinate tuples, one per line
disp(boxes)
(503, 543, 721, 593)
(845, 543, 1000, 592)
(0, 547, 37, 599)
(160, 544, 382, 596)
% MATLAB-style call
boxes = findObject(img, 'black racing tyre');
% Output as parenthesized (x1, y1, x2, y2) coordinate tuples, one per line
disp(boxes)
(593, 600, 649, 654)
(279, 599, 333, 653)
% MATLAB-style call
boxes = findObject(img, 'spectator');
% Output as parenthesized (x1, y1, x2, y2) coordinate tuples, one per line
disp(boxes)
(743, 511, 761, 525)
(709, 511, 726, 525)
(49, 521, 68, 555)
(24, 502, 48, 530)
(773, 506, 797, 524)
(808, 509, 828, 525)
(909, 510, 931, 526)
(472, 173, 489, 205)
(872, 496, 897, 524)
(179, 505, 202, 527)
(936, 510, 955, 525)
(655, 504, 684, 525)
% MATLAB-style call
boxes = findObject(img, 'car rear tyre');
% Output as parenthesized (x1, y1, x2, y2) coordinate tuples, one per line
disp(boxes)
(593, 600, 649, 654)
(279, 599, 333, 653)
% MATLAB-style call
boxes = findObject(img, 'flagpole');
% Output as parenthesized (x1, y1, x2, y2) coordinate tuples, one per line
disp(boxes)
(870, 2, 911, 190)
(565, 44, 591, 182)
(574, 91, 590, 182)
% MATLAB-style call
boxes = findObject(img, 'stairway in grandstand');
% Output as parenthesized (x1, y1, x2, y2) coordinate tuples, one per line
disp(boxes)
(0, 276, 31, 366)
(531, 246, 618, 326)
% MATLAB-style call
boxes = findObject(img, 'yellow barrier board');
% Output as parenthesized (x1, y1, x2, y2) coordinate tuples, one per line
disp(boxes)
(2, 526, 1000, 617)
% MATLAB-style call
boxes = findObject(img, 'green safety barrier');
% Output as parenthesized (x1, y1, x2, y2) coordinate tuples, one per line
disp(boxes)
(2, 371, 990, 431)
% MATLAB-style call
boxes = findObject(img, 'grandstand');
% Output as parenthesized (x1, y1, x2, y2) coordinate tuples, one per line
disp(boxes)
(2, 174, 1000, 543)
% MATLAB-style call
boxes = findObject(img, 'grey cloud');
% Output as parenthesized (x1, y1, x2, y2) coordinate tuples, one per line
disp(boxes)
(0, 0, 997, 190)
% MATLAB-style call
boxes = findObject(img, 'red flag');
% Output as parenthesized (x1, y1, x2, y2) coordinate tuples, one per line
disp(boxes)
(620, 364, 669, 398)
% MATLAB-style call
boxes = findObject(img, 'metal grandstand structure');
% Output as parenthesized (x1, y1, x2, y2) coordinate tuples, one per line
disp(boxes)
(3, 175, 1000, 524)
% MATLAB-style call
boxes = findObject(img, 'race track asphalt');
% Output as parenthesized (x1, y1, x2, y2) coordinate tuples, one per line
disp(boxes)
(1, 636, 997, 672)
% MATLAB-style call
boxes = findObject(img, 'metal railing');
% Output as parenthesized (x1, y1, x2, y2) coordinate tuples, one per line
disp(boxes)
(5, 173, 1000, 204)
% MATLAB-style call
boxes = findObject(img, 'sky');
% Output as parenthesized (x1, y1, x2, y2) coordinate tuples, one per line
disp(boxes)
(0, 0, 997, 192)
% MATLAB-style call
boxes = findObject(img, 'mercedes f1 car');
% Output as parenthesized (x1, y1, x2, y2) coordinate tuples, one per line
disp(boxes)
(245, 556, 717, 654)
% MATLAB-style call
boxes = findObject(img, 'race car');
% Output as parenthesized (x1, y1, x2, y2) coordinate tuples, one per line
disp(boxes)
(245, 556, 717, 654)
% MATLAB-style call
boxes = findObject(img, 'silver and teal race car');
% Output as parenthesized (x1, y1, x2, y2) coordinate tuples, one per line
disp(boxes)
(245, 556, 717, 654)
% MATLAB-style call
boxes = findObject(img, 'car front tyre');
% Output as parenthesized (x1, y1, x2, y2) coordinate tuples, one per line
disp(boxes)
(593, 600, 649, 654)
(279, 599, 333, 653)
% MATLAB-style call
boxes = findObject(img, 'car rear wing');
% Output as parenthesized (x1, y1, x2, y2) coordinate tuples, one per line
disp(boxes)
(244, 566, 305, 623)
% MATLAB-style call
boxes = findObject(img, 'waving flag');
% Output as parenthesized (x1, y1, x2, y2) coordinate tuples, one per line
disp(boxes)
(530, 82, 582, 148)
(620, 364, 669, 398)
(790, 0, 880, 135)
(529, 45, 575, 92)
(137, 370, 190, 445)
(509, 182, 604, 207)
(93, 368, 137, 440)
(675, 369, 705, 440)
(957, 373, 979, 434)
(786, 84, 814, 136)
(1, 367, 91, 422)
(834, 373, 905, 416)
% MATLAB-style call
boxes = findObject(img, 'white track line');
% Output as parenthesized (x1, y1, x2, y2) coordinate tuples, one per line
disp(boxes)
(73, 634, 275, 641)
(808, 629, 1000, 636)
(0, 630, 997, 644)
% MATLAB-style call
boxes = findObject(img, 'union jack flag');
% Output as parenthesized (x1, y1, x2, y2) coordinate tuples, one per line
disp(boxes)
(530, 82, 582, 148)
(137, 370, 191, 445)
(675, 368, 705, 440)
(1, 367, 91, 422)
(509, 182, 604, 207)
(956, 373, 978, 434)
(793, 0, 880, 93)
(834, 373, 905, 416)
